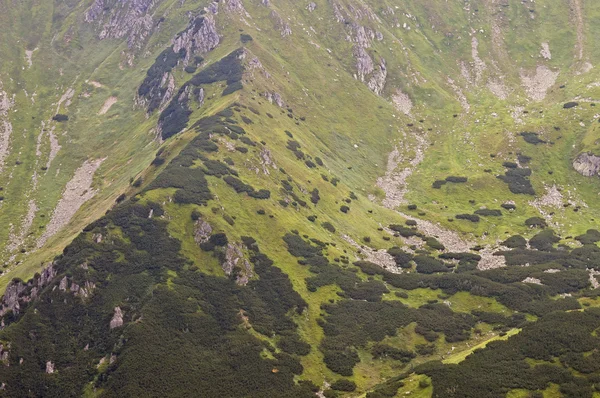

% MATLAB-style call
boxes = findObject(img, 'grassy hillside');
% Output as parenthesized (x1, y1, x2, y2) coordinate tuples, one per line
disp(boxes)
(2, 0, 600, 397)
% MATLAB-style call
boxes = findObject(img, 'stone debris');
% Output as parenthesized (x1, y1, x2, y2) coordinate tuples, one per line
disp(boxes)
(56, 87, 74, 113)
(377, 133, 427, 208)
(0, 81, 14, 173)
(37, 158, 105, 248)
(570, 0, 585, 61)
(342, 235, 400, 273)
(447, 78, 470, 111)
(529, 184, 584, 228)
(470, 36, 486, 83)
(540, 42, 551, 59)
(520, 65, 559, 101)
(487, 79, 508, 100)
(392, 89, 413, 116)
(6, 199, 37, 253)
(25, 48, 37, 68)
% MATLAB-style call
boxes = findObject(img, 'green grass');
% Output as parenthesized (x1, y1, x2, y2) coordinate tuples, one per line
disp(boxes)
(442, 328, 521, 364)
(4, 1, 600, 396)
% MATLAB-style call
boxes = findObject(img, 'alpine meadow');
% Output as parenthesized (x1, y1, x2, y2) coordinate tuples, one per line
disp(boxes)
(2, 0, 600, 397)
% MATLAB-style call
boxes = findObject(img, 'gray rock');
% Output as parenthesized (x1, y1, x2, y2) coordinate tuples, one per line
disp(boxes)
(0, 263, 57, 319)
(264, 92, 284, 107)
(225, 0, 247, 14)
(59, 276, 68, 292)
(270, 11, 292, 37)
(0, 344, 9, 362)
(194, 219, 212, 244)
(109, 307, 124, 329)
(367, 58, 387, 95)
(45, 361, 55, 374)
(260, 147, 277, 175)
(307, 2, 316, 12)
(354, 46, 374, 82)
(573, 152, 600, 176)
(172, 15, 220, 66)
(206, 2, 219, 14)
(221, 243, 253, 285)
(85, 0, 159, 49)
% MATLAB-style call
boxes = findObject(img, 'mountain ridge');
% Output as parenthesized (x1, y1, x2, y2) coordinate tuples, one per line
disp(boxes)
(2, 0, 600, 396)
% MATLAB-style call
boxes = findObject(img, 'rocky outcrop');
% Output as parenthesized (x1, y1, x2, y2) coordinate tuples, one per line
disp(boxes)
(367, 58, 387, 95)
(260, 148, 277, 175)
(110, 307, 124, 329)
(0, 344, 9, 363)
(222, 243, 253, 285)
(573, 152, 600, 176)
(0, 263, 57, 319)
(84, 0, 160, 49)
(225, 0, 249, 15)
(194, 218, 212, 244)
(270, 10, 292, 37)
(354, 46, 374, 82)
(137, 15, 219, 113)
(172, 15, 220, 66)
(264, 92, 284, 107)
(347, 23, 387, 94)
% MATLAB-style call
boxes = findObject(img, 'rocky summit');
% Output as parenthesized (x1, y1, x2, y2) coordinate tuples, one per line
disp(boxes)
(1, 0, 600, 397)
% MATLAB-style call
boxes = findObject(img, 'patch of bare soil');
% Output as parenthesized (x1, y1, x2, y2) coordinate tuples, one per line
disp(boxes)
(98, 96, 117, 115)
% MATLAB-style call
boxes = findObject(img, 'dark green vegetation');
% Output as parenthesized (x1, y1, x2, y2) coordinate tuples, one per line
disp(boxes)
(0, 182, 313, 398)
(159, 49, 244, 139)
(418, 310, 600, 398)
(5, 0, 600, 397)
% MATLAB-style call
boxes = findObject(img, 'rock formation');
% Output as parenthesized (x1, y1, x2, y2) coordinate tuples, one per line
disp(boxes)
(573, 152, 600, 177)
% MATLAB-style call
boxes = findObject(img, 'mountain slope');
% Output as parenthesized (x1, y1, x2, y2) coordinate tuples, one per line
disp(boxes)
(2, 0, 600, 397)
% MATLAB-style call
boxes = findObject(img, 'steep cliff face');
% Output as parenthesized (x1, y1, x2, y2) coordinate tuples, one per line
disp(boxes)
(85, 0, 161, 49)
(172, 15, 220, 66)
(0, 263, 56, 320)
(136, 13, 220, 114)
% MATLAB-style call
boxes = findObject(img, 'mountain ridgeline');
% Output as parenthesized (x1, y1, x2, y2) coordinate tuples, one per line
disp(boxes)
(2, 0, 600, 397)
